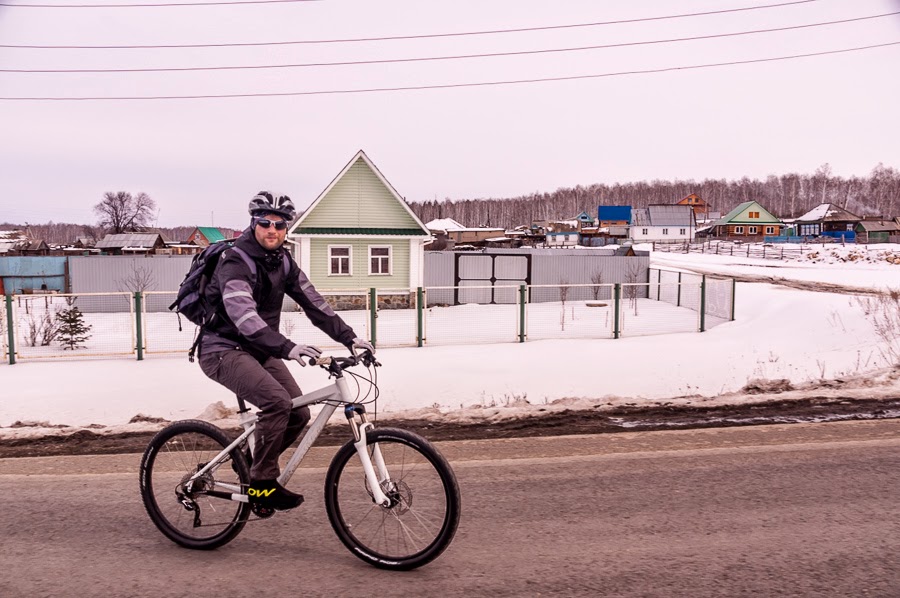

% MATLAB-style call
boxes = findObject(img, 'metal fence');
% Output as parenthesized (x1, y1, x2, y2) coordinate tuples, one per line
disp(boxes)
(2, 273, 734, 363)
(655, 240, 809, 260)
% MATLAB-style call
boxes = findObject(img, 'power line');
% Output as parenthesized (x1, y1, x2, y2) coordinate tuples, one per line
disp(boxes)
(2, 41, 897, 101)
(1, 0, 820, 46)
(0, 0, 318, 6)
(3, 12, 893, 74)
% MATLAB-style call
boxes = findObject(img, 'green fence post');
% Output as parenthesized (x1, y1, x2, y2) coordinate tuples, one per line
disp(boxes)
(134, 291, 144, 361)
(416, 287, 424, 348)
(369, 288, 377, 348)
(699, 275, 707, 332)
(519, 284, 527, 343)
(657, 269, 662, 301)
(731, 279, 737, 321)
(677, 272, 682, 307)
(613, 283, 621, 339)
(5, 295, 15, 365)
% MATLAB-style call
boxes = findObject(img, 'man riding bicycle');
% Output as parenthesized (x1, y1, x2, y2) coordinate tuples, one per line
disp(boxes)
(197, 191, 374, 511)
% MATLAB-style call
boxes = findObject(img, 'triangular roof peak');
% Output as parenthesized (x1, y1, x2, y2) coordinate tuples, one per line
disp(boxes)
(291, 150, 429, 236)
(714, 200, 781, 226)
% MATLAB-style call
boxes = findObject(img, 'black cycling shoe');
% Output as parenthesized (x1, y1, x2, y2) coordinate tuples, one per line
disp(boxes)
(247, 479, 304, 511)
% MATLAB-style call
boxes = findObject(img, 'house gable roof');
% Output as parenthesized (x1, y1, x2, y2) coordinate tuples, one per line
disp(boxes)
(291, 150, 429, 237)
(714, 201, 781, 226)
(196, 226, 227, 243)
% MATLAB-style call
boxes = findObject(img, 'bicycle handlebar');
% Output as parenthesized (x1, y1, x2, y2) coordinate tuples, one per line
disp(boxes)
(309, 351, 380, 371)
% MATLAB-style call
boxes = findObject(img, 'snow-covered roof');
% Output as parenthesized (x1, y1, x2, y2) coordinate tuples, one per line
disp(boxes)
(425, 218, 466, 232)
(96, 233, 162, 249)
(795, 203, 861, 223)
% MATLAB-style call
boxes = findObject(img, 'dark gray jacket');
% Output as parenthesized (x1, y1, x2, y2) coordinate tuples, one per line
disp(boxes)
(199, 229, 356, 361)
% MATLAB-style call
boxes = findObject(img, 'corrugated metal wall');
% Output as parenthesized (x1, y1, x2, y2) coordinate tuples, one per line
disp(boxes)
(69, 256, 193, 313)
(0, 257, 67, 293)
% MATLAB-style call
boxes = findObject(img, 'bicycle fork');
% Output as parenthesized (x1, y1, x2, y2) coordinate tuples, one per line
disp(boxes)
(345, 404, 392, 508)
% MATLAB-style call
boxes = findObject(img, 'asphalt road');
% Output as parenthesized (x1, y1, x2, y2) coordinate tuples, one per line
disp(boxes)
(2, 420, 900, 598)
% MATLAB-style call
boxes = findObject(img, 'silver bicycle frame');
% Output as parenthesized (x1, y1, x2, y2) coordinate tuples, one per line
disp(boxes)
(190, 370, 392, 507)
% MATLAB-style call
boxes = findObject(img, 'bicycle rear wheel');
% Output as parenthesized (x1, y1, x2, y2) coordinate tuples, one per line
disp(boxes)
(324, 427, 460, 570)
(139, 419, 251, 550)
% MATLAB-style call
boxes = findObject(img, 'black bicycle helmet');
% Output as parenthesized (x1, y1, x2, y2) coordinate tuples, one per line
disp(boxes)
(248, 190, 296, 221)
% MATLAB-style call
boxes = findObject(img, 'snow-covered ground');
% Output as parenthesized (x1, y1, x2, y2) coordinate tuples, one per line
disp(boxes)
(3, 242, 899, 439)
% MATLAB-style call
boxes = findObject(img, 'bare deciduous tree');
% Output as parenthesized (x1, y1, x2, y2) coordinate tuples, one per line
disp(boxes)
(116, 261, 157, 293)
(590, 271, 604, 300)
(22, 304, 62, 347)
(94, 191, 157, 234)
(559, 280, 570, 331)
(624, 262, 642, 316)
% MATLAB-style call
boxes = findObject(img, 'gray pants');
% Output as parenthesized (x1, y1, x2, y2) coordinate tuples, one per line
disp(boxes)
(199, 349, 310, 481)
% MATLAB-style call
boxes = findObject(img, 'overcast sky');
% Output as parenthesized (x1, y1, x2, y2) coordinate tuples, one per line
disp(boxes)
(1, 0, 899, 229)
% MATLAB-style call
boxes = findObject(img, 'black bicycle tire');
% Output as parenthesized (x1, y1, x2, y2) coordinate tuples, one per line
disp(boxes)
(324, 427, 461, 570)
(139, 419, 251, 550)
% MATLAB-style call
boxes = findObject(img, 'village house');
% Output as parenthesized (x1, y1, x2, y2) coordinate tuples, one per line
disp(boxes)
(706, 201, 782, 240)
(675, 193, 712, 219)
(793, 203, 861, 240)
(630, 204, 696, 243)
(95, 233, 167, 255)
(856, 219, 900, 244)
(287, 150, 431, 306)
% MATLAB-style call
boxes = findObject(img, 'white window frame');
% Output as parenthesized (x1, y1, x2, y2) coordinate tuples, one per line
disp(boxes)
(642, 228, 648, 235)
(765, 226, 775, 235)
(328, 245, 352, 276)
(735, 226, 745, 234)
(662, 228, 669, 235)
(749, 226, 758, 235)
(679, 228, 686, 235)
(368, 245, 392, 276)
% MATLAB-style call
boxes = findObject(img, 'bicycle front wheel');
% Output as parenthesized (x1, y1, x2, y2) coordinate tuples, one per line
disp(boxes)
(324, 427, 460, 570)
(139, 419, 251, 550)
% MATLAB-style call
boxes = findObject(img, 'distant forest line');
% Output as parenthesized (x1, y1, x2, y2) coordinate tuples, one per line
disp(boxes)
(4, 164, 899, 244)
(409, 164, 900, 229)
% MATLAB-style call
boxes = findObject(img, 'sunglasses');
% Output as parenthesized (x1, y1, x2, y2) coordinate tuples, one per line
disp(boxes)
(256, 218, 288, 231)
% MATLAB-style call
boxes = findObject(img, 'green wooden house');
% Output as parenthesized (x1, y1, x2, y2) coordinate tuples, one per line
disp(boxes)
(709, 201, 782, 239)
(288, 150, 431, 298)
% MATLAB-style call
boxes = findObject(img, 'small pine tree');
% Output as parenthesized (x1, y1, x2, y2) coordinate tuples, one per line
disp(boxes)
(56, 304, 92, 350)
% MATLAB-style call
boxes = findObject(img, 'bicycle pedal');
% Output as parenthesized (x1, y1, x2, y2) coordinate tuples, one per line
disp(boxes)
(251, 503, 276, 518)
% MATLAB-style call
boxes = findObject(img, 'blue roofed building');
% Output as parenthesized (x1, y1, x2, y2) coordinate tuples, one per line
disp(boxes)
(598, 206, 632, 226)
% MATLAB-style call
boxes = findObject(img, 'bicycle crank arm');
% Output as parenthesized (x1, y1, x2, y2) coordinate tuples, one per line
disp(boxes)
(202, 489, 250, 503)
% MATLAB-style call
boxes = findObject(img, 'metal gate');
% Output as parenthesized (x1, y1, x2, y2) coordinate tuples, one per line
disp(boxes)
(453, 253, 531, 305)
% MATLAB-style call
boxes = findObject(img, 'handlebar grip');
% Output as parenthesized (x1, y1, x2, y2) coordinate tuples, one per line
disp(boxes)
(308, 357, 317, 366)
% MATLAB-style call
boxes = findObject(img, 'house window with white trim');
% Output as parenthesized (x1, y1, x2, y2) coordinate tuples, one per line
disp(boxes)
(662, 228, 669, 235)
(369, 245, 391, 275)
(765, 226, 775, 235)
(642, 228, 648, 235)
(679, 228, 686, 235)
(749, 226, 758, 234)
(328, 245, 351, 275)
(735, 226, 745, 234)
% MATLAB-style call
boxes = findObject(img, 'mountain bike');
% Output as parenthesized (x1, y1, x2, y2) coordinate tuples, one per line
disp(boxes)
(138, 352, 460, 570)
